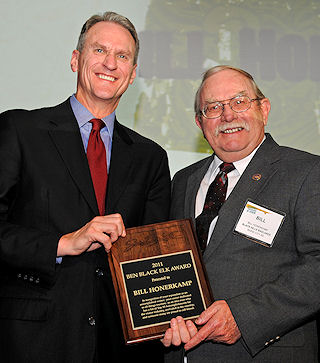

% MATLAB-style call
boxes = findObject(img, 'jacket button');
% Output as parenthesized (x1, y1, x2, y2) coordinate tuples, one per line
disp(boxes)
(95, 269, 104, 277)
(88, 316, 96, 326)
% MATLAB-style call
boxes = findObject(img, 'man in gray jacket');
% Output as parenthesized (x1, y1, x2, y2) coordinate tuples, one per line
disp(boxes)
(162, 65, 320, 362)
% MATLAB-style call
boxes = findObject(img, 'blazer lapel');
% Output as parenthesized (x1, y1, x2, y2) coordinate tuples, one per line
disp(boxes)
(105, 120, 133, 213)
(47, 100, 98, 215)
(204, 134, 281, 261)
(184, 155, 214, 220)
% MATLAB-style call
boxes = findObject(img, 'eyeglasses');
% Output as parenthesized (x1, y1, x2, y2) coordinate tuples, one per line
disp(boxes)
(201, 96, 262, 119)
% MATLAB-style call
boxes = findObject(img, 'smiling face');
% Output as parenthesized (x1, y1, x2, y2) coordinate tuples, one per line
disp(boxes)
(70, 21, 137, 117)
(196, 69, 271, 162)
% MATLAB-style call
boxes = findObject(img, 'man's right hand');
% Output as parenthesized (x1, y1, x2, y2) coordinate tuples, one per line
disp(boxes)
(57, 213, 126, 256)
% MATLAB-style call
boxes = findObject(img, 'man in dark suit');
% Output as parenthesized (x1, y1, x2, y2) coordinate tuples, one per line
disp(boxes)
(0, 11, 170, 363)
(162, 65, 320, 362)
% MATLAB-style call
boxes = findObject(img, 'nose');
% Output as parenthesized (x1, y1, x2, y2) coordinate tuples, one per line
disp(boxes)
(103, 53, 117, 70)
(220, 103, 236, 122)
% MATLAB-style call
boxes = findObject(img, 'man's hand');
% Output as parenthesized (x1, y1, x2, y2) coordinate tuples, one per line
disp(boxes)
(161, 316, 198, 347)
(160, 300, 241, 350)
(184, 300, 241, 350)
(57, 213, 126, 256)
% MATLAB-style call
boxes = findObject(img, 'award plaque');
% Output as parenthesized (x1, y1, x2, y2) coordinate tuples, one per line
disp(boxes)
(108, 219, 213, 344)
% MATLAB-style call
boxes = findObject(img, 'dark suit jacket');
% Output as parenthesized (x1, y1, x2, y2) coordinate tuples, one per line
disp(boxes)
(0, 99, 171, 362)
(166, 134, 320, 363)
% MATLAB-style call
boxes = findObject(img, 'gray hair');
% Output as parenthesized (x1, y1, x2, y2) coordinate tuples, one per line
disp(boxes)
(194, 65, 266, 117)
(76, 11, 140, 65)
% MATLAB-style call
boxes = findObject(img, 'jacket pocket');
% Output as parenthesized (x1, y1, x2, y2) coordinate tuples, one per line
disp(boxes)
(0, 296, 48, 321)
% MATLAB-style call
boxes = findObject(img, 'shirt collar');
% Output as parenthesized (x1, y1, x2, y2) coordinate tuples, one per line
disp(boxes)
(70, 94, 115, 136)
(212, 135, 266, 176)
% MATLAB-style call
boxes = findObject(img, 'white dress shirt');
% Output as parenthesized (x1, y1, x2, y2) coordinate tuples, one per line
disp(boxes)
(195, 136, 265, 248)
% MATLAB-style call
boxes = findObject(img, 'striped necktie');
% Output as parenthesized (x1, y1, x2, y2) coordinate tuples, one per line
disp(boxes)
(195, 162, 235, 253)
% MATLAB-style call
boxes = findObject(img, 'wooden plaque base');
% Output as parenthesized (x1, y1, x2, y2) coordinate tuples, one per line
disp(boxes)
(108, 219, 213, 344)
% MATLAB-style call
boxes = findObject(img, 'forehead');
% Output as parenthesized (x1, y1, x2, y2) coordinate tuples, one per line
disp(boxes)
(85, 21, 135, 52)
(200, 69, 255, 102)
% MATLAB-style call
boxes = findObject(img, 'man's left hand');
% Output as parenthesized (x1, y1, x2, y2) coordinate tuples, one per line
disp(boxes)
(184, 300, 241, 351)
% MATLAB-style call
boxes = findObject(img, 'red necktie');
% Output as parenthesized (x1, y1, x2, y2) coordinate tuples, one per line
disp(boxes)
(195, 162, 235, 253)
(87, 118, 108, 216)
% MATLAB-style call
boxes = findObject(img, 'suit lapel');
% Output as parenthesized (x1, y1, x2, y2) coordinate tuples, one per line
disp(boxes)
(105, 120, 133, 213)
(47, 100, 98, 215)
(185, 155, 214, 220)
(204, 135, 281, 261)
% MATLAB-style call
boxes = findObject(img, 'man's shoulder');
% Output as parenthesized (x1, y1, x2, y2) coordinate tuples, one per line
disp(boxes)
(173, 155, 213, 181)
(278, 144, 320, 160)
(0, 99, 70, 125)
(270, 144, 320, 171)
(257, 134, 320, 170)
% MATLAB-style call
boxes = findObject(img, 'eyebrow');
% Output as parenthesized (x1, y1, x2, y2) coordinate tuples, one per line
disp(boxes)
(206, 90, 249, 103)
(91, 42, 106, 50)
(91, 42, 133, 56)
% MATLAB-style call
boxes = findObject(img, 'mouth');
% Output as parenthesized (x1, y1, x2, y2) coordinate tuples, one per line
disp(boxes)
(215, 122, 249, 136)
(96, 73, 116, 82)
(221, 127, 244, 134)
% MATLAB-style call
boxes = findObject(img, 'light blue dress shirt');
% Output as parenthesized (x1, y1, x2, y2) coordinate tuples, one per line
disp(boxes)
(56, 95, 115, 263)
(70, 94, 115, 172)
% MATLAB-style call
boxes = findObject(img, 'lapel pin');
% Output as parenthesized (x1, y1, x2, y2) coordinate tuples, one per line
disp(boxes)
(252, 173, 262, 181)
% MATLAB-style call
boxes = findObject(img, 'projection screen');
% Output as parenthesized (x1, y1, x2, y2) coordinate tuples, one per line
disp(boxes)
(1, 0, 320, 176)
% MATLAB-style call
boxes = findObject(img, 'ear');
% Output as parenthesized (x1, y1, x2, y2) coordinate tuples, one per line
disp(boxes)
(70, 50, 80, 73)
(259, 98, 271, 126)
(129, 64, 137, 85)
(195, 114, 203, 130)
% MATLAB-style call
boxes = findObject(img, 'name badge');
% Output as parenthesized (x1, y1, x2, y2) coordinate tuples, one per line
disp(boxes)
(234, 200, 285, 247)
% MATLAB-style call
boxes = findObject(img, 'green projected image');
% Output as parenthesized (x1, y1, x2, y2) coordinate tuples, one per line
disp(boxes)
(132, 0, 320, 159)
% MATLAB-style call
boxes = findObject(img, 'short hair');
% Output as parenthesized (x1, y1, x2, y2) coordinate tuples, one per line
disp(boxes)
(194, 65, 266, 117)
(76, 11, 140, 65)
